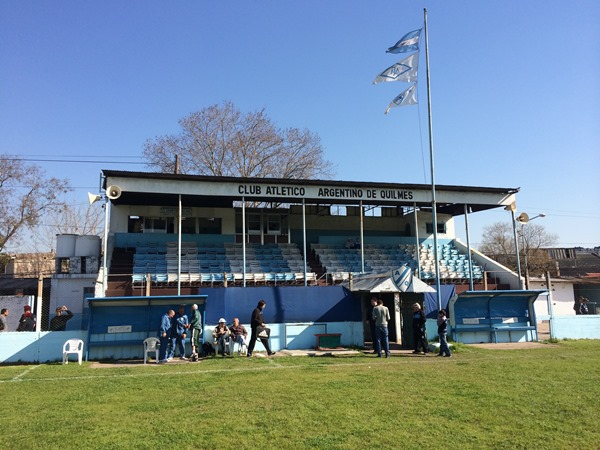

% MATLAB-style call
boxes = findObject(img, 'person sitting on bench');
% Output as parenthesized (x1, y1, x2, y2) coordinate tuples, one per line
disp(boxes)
(213, 318, 230, 357)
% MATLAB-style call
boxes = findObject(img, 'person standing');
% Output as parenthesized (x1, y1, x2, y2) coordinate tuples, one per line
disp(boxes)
(158, 309, 175, 363)
(0, 309, 8, 332)
(17, 305, 36, 332)
(247, 300, 275, 357)
(367, 297, 378, 353)
(189, 304, 202, 361)
(412, 303, 428, 354)
(437, 310, 452, 357)
(372, 299, 391, 358)
(170, 305, 189, 360)
(50, 305, 74, 331)
(579, 297, 590, 315)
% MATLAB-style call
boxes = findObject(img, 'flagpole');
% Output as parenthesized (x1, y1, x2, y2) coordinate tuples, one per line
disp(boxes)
(424, 8, 442, 312)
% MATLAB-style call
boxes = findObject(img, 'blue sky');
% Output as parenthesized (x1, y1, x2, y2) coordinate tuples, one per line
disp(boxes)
(1, 1, 599, 250)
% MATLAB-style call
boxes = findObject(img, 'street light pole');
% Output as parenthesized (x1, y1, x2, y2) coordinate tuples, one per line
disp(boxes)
(505, 203, 523, 289)
(516, 213, 546, 290)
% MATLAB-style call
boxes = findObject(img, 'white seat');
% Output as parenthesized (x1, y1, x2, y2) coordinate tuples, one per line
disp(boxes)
(143, 337, 160, 364)
(62, 339, 84, 365)
(229, 335, 248, 355)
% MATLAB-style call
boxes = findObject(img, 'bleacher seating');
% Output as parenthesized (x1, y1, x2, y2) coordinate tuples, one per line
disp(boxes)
(312, 241, 483, 282)
(129, 241, 314, 286)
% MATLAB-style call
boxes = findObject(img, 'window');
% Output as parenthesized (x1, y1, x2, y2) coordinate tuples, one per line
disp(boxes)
(247, 214, 262, 234)
(267, 215, 281, 235)
(198, 218, 221, 234)
(143, 217, 167, 233)
(181, 217, 197, 234)
(426, 222, 446, 234)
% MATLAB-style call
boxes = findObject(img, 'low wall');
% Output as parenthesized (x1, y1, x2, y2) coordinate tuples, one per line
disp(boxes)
(0, 331, 87, 363)
(0, 322, 363, 363)
(550, 315, 600, 339)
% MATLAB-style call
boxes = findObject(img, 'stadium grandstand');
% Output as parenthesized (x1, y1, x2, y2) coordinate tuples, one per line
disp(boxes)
(96, 170, 519, 297)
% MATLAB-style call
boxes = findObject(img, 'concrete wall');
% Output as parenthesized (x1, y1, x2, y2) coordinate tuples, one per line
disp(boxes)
(0, 331, 87, 363)
(454, 239, 521, 289)
(530, 279, 575, 318)
(0, 321, 363, 363)
(550, 316, 600, 339)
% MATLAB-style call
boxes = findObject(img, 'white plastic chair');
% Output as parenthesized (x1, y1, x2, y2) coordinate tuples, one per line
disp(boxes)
(62, 339, 84, 365)
(229, 335, 248, 355)
(143, 337, 160, 364)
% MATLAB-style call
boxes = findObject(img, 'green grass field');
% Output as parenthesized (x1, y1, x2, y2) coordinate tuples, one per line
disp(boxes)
(1, 340, 598, 449)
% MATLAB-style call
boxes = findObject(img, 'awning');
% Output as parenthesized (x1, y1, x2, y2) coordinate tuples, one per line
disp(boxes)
(342, 269, 435, 293)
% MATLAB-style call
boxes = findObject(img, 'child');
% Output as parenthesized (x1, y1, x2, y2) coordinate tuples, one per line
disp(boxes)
(437, 310, 452, 358)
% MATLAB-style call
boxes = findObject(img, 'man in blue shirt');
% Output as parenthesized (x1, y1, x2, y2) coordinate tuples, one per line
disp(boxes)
(158, 309, 175, 363)
(169, 305, 190, 360)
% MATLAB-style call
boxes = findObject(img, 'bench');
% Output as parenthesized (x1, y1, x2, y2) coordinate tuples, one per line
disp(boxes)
(88, 339, 143, 348)
(452, 323, 495, 342)
(492, 324, 537, 343)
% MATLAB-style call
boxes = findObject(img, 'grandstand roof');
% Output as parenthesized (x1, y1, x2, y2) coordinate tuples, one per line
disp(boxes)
(102, 170, 519, 216)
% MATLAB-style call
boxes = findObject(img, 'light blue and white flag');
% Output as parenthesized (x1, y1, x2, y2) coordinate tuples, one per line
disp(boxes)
(373, 52, 419, 84)
(386, 29, 422, 54)
(392, 265, 414, 292)
(384, 84, 418, 114)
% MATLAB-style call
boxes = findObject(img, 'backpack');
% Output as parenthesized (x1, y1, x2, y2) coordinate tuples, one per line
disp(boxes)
(201, 342, 215, 357)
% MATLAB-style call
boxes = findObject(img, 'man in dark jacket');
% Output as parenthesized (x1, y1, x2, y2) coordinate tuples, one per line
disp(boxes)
(412, 303, 428, 354)
(50, 306, 74, 331)
(247, 300, 275, 357)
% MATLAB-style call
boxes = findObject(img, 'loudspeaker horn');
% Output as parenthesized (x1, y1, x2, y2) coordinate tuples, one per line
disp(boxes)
(516, 212, 529, 224)
(106, 185, 122, 200)
(87, 192, 102, 205)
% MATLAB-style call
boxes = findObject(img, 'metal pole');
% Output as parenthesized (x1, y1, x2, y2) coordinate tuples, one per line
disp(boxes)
(102, 197, 109, 296)
(545, 271, 554, 339)
(424, 8, 442, 311)
(464, 204, 474, 290)
(302, 199, 307, 286)
(36, 275, 43, 332)
(521, 223, 530, 290)
(360, 200, 365, 273)
(510, 209, 523, 289)
(177, 194, 182, 296)
(413, 203, 421, 278)
(242, 197, 246, 288)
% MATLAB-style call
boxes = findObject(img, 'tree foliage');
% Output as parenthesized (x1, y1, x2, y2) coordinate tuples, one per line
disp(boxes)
(142, 101, 334, 179)
(0, 155, 71, 253)
(480, 221, 559, 276)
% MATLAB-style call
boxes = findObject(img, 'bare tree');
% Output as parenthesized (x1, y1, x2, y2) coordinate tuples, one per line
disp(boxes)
(32, 199, 104, 252)
(480, 221, 559, 276)
(143, 101, 335, 179)
(0, 155, 71, 253)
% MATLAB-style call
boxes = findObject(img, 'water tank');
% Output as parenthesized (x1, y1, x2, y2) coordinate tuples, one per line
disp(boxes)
(56, 234, 77, 258)
(75, 235, 101, 257)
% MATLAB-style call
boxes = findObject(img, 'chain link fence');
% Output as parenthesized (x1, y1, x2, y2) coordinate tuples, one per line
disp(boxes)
(0, 275, 89, 331)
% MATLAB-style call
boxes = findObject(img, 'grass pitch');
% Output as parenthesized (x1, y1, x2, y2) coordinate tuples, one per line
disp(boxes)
(1, 340, 598, 449)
